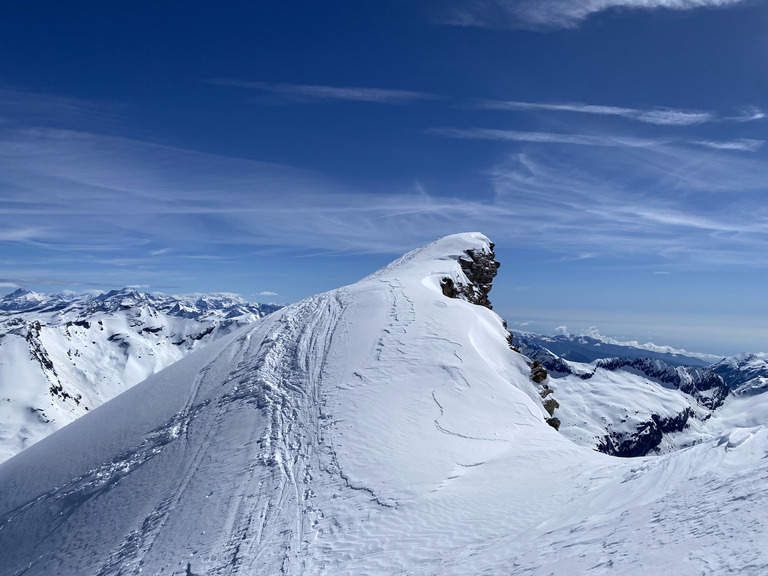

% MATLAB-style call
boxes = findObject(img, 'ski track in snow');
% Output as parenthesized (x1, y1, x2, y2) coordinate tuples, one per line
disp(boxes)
(0, 285, 415, 574)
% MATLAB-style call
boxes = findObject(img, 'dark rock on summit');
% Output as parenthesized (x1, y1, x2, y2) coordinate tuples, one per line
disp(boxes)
(458, 246, 500, 309)
(440, 244, 501, 309)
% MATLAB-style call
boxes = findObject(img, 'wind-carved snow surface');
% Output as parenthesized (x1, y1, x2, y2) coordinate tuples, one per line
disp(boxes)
(1, 233, 767, 575)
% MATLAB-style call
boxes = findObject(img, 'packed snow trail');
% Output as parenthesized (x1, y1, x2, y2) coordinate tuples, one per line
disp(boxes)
(0, 290, 353, 575)
(1, 233, 767, 575)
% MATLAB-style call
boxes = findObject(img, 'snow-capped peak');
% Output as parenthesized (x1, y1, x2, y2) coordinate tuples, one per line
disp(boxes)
(0, 288, 53, 312)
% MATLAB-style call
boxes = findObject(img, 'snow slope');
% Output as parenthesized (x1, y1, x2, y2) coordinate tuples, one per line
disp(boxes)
(1, 233, 767, 575)
(0, 289, 279, 462)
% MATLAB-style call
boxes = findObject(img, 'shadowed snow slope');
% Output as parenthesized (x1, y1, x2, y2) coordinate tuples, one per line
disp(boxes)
(1, 233, 767, 575)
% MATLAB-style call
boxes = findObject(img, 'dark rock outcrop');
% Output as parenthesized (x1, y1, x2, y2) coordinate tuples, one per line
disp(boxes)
(440, 277, 458, 299)
(458, 246, 500, 309)
(543, 397, 559, 416)
(597, 409, 693, 458)
(545, 417, 561, 431)
(441, 244, 501, 310)
(506, 332, 521, 353)
(25, 322, 54, 372)
(530, 360, 548, 383)
(710, 354, 768, 395)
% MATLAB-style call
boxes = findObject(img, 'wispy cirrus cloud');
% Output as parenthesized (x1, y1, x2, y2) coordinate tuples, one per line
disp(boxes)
(692, 138, 764, 151)
(427, 127, 667, 147)
(0, 227, 54, 242)
(209, 79, 437, 105)
(3, 88, 768, 296)
(440, 0, 751, 30)
(0, 126, 519, 257)
(726, 107, 767, 123)
(476, 100, 717, 126)
(430, 127, 764, 153)
(7, 124, 767, 268)
(486, 143, 768, 266)
(0, 89, 125, 130)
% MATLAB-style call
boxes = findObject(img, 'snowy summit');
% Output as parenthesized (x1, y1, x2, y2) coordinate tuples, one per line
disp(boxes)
(0, 233, 767, 575)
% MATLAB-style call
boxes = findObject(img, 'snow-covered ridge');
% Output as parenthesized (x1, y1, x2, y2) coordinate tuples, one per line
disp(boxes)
(0, 287, 280, 462)
(1, 233, 767, 575)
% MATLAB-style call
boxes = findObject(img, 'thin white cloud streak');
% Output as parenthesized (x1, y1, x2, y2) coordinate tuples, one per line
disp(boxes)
(0, 127, 517, 255)
(726, 107, 767, 123)
(0, 90, 125, 130)
(3, 124, 768, 272)
(441, 0, 751, 29)
(428, 127, 667, 148)
(579, 326, 721, 361)
(431, 127, 763, 154)
(487, 144, 768, 266)
(0, 227, 54, 242)
(692, 138, 764, 151)
(477, 100, 715, 126)
(0, 274, 133, 288)
(209, 80, 437, 105)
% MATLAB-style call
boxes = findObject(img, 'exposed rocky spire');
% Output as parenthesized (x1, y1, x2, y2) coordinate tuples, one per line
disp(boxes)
(440, 243, 501, 309)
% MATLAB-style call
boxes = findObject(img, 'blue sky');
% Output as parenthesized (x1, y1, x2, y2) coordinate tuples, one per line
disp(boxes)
(1, 0, 767, 354)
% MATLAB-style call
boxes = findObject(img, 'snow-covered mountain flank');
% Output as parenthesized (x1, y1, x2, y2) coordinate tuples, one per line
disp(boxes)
(0, 289, 279, 462)
(515, 333, 768, 458)
(711, 353, 768, 395)
(1, 233, 767, 575)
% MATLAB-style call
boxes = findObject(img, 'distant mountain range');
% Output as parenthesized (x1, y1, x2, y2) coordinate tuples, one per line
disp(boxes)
(0, 288, 280, 462)
(515, 332, 715, 367)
